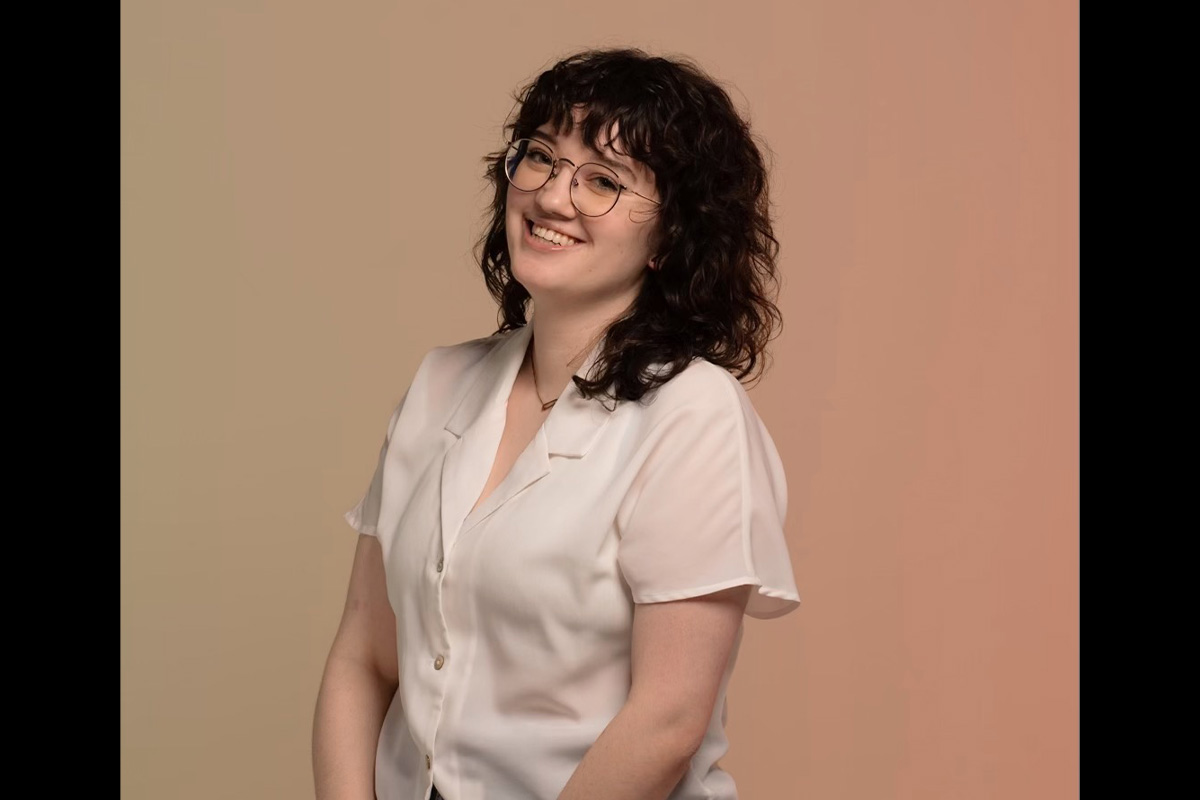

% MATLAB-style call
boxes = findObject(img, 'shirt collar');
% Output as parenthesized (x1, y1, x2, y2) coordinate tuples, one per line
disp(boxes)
(444, 324, 614, 458)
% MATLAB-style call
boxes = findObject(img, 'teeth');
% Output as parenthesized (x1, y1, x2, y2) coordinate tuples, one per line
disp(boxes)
(531, 223, 578, 246)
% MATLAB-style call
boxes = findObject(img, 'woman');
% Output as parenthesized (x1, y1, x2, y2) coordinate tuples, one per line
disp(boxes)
(313, 48, 801, 800)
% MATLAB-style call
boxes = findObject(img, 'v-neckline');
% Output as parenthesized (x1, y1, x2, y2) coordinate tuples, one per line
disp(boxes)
(463, 351, 555, 523)
(439, 323, 613, 552)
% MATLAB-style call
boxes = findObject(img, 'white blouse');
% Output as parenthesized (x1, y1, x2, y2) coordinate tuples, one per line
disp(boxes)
(345, 323, 800, 800)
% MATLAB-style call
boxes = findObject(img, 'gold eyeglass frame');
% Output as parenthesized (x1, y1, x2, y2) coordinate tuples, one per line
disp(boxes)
(503, 137, 661, 217)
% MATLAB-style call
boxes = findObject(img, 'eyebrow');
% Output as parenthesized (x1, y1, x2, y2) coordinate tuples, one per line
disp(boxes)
(529, 129, 639, 183)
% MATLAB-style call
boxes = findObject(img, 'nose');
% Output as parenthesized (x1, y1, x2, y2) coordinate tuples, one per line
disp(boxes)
(534, 159, 578, 217)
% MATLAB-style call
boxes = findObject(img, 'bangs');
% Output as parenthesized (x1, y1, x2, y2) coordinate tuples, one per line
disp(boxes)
(507, 60, 662, 166)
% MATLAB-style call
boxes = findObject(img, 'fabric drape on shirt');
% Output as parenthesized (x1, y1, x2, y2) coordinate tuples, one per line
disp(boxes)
(344, 324, 800, 800)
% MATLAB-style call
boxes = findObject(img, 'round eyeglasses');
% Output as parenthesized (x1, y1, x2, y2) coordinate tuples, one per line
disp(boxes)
(503, 138, 660, 218)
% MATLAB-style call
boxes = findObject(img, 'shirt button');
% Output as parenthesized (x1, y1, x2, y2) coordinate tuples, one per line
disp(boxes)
(436, 557, 444, 573)
(425, 753, 431, 769)
(434, 655, 445, 670)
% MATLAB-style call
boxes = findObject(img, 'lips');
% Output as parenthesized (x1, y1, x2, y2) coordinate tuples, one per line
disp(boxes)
(525, 217, 583, 248)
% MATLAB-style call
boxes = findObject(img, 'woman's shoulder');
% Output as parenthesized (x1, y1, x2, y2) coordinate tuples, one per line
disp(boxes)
(611, 357, 776, 451)
(638, 356, 757, 418)
(417, 327, 514, 381)
(392, 329, 515, 426)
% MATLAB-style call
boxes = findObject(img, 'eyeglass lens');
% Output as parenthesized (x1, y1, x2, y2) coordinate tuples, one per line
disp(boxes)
(504, 139, 623, 217)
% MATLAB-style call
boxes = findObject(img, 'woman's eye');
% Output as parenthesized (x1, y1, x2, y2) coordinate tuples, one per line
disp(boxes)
(527, 148, 553, 165)
(591, 176, 619, 193)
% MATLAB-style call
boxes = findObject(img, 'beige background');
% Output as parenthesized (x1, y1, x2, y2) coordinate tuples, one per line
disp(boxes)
(121, 1, 1078, 798)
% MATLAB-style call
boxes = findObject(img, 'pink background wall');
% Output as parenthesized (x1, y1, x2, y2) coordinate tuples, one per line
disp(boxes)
(121, 1, 1078, 796)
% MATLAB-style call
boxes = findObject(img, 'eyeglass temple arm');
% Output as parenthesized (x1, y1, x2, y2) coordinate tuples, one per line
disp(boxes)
(623, 187, 661, 205)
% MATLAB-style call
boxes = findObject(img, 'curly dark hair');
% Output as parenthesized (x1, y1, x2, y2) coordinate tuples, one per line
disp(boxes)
(475, 47, 782, 406)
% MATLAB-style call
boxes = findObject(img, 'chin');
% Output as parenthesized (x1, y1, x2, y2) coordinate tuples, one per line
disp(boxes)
(511, 258, 559, 291)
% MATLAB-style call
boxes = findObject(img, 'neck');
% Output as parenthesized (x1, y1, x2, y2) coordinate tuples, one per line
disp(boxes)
(526, 301, 622, 401)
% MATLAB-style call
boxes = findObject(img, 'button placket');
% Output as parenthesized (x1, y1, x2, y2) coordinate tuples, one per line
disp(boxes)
(428, 534, 452, 789)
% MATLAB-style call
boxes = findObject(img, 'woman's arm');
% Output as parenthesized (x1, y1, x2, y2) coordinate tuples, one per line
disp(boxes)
(313, 534, 400, 800)
(556, 584, 752, 800)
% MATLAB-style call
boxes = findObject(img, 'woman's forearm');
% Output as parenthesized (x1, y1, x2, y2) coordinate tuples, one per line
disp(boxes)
(312, 652, 398, 800)
(556, 702, 697, 800)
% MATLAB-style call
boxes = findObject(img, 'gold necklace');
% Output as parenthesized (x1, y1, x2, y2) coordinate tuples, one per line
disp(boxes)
(529, 346, 557, 411)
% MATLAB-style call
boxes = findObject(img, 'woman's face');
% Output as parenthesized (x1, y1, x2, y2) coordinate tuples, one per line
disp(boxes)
(505, 111, 661, 313)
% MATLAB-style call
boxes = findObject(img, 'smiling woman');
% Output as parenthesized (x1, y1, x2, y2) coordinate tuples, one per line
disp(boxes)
(477, 49, 783, 406)
(313, 48, 799, 800)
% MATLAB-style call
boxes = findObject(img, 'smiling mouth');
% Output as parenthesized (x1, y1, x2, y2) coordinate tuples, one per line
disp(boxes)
(526, 219, 582, 247)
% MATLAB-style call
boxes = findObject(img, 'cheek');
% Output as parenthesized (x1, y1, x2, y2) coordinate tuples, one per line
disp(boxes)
(505, 199, 526, 239)
(504, 187, 527, 222)
(609, 217, 658, 259)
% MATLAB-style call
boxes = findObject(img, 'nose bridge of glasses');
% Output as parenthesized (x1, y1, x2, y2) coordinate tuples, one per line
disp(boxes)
(509, 139, 620, 215)
(529, 155, 578, 216)
(548, 155, 580, 183)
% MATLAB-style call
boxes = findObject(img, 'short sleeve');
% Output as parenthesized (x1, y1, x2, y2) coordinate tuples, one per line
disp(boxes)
(344, 388, 409, 537)
(616, 378, 801, 620)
